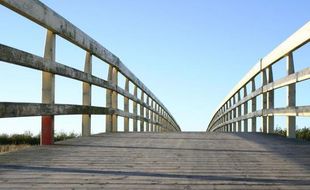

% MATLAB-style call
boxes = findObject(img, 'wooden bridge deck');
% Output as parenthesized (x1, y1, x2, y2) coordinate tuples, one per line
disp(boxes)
(0, 132, 309, 189)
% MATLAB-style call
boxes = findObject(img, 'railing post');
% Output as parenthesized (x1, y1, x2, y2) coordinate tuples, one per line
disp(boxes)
(41, 30, 55, 145)
(124, 79, 130, 132)
(243, 86, 248, 132)
(112, 67, 118, 132)
(146, 96, 149, 132)
(151, 100, 154, 132)
(156, 103, 159, 132)
(287, 53, 296, 138)
(106, 66, 118, 132)
(225, 104, 228, 132)
(262, 68, 267, 133)
(232, 96, 236, 132)
(82, 51, 92, 136)
(159, 106, 161, 131)
(133, 86, 138, 132)
(228, 99, 232, 132)
(237, 91, 242, 132)
(267, 66, 274, 133)
(106, 66, 113, 133)
(140, 92, 144, 132)
(251, 79, 257, 132)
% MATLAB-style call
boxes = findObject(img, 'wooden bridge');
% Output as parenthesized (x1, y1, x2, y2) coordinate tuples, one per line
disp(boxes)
(0, 132, 309, 189)
(0, 0, 310, 189)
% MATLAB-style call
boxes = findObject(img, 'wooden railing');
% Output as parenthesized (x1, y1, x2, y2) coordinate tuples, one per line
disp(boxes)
(0, 0, 181, 145)
(207, 21, 310, 138)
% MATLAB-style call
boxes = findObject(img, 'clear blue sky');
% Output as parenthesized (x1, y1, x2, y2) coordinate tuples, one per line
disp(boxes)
(0, 0, 310, 134)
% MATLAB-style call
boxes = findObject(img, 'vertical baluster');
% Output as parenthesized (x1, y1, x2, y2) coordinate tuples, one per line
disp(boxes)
(82, 52, 92, 136)
(156, 104, 159, 132)
(151, 100, 154, 132)
(267, 66, 274, 133)
(140, 92, 144, 132)
(262, 68, 267, 133)
(232, 96, 236, 132)
(146, 96, 149, 132)
(237, 91, 242, 132)
(287, 53, 296, 138)
(228, 99, 232, 132)
(106, 66, 118, 132)
(133, 86, 138, 132)
(106, 66, 113, 133)
(243, 86, 248, 132)
(251, 79, 257, 132)
(41, 30, 55, 145)
(124, 79, 129, 132)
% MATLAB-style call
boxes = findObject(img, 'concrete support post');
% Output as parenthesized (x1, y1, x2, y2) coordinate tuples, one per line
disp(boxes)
(251, 79, 257, 132)
(124, 79, 130, 132)
(243, 86, 248, 132)
(237, 91, 242, 132)
(82, 52, 92, 136)
(140, 92, 144, 132)
(146, 96, 149, 132)
(267, 66, 274, 134)
(262, 68, 268, 133)
(287, 53, 296, 138)
(41, 30, 56, 145)
(133, 86, 138, 132)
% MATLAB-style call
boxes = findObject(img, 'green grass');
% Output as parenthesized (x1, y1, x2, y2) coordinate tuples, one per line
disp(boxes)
(0, 131, 79, 145)
(274, 127, 310, 141)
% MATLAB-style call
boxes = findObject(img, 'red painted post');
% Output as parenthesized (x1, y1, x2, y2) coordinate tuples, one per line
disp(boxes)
(41, 30, 55, 145)
(41, 116, 54, 145)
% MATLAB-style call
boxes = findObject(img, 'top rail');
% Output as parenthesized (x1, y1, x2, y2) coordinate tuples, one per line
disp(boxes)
(0, 0, 177, 125)
(207, 21, 310, 137)
(0, 0, 181, 144)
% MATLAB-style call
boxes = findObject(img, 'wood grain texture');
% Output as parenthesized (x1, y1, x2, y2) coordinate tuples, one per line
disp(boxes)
(0, 0, 179, 131)
(0, 132, 309, 189)
(209, 21, 310, 132)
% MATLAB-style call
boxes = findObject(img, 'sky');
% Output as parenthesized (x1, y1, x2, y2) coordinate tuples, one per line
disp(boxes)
(0, 0, 310, 135)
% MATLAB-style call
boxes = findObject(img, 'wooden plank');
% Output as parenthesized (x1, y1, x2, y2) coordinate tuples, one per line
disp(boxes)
(0, 132, 309, 189)
(0, 102, 111, 117)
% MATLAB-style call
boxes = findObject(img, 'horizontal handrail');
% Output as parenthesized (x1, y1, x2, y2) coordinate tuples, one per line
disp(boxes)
(0, 0, 181, 144)
(0, 102, 164, 126)
(209, 67, 310, 126)
(0, 0, 174, 119)
(207, 21, 310, 138)
(0, 44, 177, 126)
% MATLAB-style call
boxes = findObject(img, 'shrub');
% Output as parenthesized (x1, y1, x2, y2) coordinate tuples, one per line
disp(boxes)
(274, 127, 310, 141)
(296, 127, 310, 141)
(0, 131, 79, 145)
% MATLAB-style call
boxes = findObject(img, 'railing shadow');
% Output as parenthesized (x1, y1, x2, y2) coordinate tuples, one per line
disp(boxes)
(0, 164, 309, 185)
(233, 132, 310, 170)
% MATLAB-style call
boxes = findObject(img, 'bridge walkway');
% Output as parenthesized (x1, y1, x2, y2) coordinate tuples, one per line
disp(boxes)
(0, 132, 309, 189)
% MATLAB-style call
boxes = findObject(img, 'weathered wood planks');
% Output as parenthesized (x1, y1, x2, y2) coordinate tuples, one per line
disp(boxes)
(0, 132, 309, 189)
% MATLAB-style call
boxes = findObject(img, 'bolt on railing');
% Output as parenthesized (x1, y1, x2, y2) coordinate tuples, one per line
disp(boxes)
(207, 21, 310, 138)
(0, 0, 181, 145)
